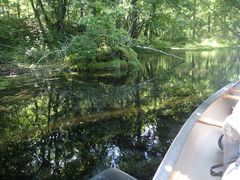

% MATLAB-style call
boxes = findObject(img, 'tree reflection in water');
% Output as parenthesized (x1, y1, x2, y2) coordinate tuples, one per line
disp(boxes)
(0, 48, 240, 179)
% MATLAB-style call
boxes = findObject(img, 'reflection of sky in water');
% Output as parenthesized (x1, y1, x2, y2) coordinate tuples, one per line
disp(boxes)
(142, 125, 160, 161)
(108, 145, 120, 168)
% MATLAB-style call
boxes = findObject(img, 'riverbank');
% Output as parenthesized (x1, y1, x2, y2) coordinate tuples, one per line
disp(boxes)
(171, 39, 239, 51)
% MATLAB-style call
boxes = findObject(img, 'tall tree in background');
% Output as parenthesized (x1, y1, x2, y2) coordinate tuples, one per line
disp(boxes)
(48, 0, 68, 29)
(192, 0, 197, 40)
(29, 0, 45, 33)
(29, 0, 68, 30)
(1, 0, 240, 48)
(129, 0, 139, 38)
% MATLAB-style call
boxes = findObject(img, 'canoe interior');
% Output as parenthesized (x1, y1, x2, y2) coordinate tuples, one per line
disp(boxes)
(169, 82, 240, 180)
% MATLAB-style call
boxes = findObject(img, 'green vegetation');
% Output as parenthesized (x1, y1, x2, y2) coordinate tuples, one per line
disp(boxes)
(1, 0, 240, 72)
(64, 16, 140, 71)
(1, 1, 240, 179)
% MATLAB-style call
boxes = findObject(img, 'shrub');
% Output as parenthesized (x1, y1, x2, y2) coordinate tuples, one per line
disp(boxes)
(0, 17, 30, 47)
(64, 14, 139, 71)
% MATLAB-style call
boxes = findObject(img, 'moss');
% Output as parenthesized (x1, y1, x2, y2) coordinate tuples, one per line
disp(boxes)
(113, 46, 138, 61)
(128, 59, 141, 69)
(91, 59, 121, 70)
(88, 59, 140, 70)
(65, 46, 141, 72)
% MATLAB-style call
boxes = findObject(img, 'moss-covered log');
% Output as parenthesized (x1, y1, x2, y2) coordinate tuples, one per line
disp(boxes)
(64, 46, 141, 72)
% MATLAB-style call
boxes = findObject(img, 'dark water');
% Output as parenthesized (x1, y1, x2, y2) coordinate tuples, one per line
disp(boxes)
(0, 48, 240, 179)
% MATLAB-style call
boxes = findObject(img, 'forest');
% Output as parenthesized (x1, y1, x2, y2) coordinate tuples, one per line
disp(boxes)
(1, 0, 240, 70)
(1, 1, 240, 179)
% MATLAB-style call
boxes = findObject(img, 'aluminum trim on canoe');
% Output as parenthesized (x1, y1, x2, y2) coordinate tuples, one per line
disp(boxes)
(152, 80, 240, 180)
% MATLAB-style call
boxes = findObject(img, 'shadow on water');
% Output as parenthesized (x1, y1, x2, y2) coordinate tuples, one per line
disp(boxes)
(0, 47, 240, 179)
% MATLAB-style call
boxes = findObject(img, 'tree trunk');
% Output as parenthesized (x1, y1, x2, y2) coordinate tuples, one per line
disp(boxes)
(17, 0, 20, 18)
(55, 0, 67, 30)
(4, 0, 10, 17)
(27, 0, 30, 17)
(29, 0, 45, 33)
(80, 4, 84, 18)
(0, 3, 5, 16)
(129, 0, 139, 38)
(144, 22, 150, 37)
(208, 12, 211, 34)
(192, 0, 197, 41)
(37, 0, 51, 27)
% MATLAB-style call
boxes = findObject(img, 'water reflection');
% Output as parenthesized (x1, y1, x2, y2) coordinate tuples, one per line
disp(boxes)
(0, 48, 240, 179)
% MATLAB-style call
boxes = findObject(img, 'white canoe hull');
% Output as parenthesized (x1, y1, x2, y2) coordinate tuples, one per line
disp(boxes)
(153, 80, 240, 180)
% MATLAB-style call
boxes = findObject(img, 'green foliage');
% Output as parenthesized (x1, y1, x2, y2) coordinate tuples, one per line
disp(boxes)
(80, 14, 132, 48)
(0, 17, 30, 46)
(227, 0, 240, 9)
(1, 0, 240, 67)
(0, 16, 51, 63)
(64, 14, 139, 71)
(67, 35, 98, 64)
(149, 39, 172, 50)
(65, 44, 140, 71)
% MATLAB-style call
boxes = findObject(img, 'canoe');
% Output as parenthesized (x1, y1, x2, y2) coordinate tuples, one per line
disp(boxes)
(91, 81, 240, 180)
(153, 80, 240, 180)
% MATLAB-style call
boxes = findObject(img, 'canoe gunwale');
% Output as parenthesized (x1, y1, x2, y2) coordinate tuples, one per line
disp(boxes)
(152, 80, 240, 180)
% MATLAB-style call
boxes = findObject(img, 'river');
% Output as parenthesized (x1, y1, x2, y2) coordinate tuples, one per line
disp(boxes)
(0, 47, 240, 179)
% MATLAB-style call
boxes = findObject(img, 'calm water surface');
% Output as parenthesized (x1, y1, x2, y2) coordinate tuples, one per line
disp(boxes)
(0, 48, 240, 179)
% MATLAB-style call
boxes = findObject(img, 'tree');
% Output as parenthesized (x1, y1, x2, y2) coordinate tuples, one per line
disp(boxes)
(29, 0, 68, 31)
